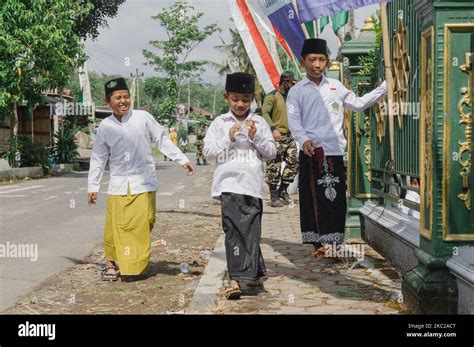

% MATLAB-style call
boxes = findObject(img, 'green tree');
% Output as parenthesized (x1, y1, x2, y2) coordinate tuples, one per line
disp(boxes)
(140, 76, 168, 116)
(0, 0, 92, 136)
(143, 1, 220, 121)
(73, 0, 126, 41)
(211, 27, 252, 75)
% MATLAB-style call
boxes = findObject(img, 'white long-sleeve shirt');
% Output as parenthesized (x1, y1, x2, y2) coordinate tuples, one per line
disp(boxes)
(88, 110, 189, 195)
(287, 75, 387, 155)
(203, 111, 276, 199)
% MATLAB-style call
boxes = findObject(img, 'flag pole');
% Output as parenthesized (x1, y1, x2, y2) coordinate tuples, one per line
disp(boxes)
(380, 3, 395, 161)
(292, 0, 310, 38)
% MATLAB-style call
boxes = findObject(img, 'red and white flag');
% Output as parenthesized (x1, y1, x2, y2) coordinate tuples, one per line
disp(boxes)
(245, 0, 294, 63)
(229, 0, 283, 93)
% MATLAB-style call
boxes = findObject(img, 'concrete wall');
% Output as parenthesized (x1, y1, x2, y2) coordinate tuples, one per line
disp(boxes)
(0, 166, 43, 181)
(361, 202, 420, 275)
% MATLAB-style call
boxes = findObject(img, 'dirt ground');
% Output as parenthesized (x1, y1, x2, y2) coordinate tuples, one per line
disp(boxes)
(4, 173, 223, 315)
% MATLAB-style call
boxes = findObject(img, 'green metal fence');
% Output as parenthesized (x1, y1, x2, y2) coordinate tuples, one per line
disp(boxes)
(369, 0, 421, 209)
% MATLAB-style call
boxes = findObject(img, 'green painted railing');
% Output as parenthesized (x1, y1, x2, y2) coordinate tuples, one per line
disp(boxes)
(369, 0, 421, 209)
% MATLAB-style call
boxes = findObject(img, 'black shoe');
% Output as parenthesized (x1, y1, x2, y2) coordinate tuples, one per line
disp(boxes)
(196, 160, 202, 165)
(279, 190, 292, 205)
(203, 159, 209, 165)
(270, 190, 285, 207)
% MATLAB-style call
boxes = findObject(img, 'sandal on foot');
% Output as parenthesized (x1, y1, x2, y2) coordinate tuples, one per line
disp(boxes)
(101, 265, 120, 281)
(311, 247, 329, 260)
(224, 280, 241, 300)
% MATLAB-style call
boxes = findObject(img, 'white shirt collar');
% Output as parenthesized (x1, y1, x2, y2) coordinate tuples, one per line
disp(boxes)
(111, 109, 133, 124)
(222, 110, 254, 121)
(301, 74, 330, 87)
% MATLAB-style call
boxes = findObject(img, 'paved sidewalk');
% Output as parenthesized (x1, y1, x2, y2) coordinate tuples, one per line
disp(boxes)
(190, 197, 404, 314)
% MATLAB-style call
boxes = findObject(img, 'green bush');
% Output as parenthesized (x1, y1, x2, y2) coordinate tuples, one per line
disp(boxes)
(51, 125, 79, 164)
(1, 136, 20, 168)
(0, 135, 50, 174)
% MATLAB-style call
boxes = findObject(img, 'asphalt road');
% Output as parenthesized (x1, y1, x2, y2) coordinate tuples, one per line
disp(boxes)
(0, 153, 214, 311)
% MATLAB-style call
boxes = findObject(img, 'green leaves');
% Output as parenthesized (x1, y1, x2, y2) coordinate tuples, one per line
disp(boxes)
(357, 12, 382, 77)
(0, 135, 50, 173)
(0, 0, 124, 124)
(51, 124, 79, 164)
(143, 1, 220, 121)
(72, 0, 125, 41)
(0, 0, 92, 122)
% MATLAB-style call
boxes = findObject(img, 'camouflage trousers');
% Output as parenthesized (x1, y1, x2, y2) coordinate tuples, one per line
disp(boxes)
(196, 139, 205, 161)
(265, 134, 299, 191)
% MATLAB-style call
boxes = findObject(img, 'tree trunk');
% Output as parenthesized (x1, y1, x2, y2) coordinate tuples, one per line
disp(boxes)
(11, 101, 18, 137)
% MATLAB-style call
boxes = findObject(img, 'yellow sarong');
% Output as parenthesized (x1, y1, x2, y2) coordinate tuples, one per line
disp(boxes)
(104, 186, 156, 275)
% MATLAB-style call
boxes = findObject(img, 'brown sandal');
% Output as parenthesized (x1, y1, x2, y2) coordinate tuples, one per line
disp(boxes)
(101, 262, 120, 281)
(311, 247, 329, 260)
(224, 280, 242, 300)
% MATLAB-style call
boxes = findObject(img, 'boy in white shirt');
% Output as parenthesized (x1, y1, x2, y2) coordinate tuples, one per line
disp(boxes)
(287, 38, 386, 259)
(203, 73, 276, 299)
(88, 78, 194, 281)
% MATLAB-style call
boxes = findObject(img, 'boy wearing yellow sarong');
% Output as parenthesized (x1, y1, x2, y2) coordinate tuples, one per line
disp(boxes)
(88, 78, 195, 281)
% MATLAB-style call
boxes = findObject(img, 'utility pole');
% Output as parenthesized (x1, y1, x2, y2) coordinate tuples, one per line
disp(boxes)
(212, 89, 217, 119)
(187, 82, 191, 115)
(130, 68, 144, 109)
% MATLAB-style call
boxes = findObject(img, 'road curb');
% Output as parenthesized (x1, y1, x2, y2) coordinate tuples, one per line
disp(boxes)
(187, 233, 226, 314)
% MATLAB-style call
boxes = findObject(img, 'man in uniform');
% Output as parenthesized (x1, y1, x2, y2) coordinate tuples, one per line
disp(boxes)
(195, 121, 208, 165)
(262, 71, 299, 207)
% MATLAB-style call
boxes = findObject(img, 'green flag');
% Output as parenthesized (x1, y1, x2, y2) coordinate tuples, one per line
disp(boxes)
(78, 90, 84, 104)
(304, 21, 317, 38)
(332, 11, 349, 35)
(319, 16, 330, 35)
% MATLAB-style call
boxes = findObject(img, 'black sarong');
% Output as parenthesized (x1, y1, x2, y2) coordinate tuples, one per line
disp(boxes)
(221, 192, 266, 283)
(298, 151, 346, 247)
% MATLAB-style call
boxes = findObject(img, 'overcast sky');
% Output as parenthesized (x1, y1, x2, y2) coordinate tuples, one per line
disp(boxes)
(84, 0, 378, 85)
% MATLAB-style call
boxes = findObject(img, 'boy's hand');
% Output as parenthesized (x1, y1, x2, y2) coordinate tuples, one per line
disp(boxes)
(183, 162, 195, 176)
(245, 120, 257, 140)
(303, 140, 315, 157)
(88, 192, 97, 206)
(229, 123, 240, 142)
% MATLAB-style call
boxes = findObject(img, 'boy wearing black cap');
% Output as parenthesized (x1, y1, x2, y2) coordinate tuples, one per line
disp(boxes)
(262, 71, 299, 207)
(203, 72, 276, 299)
(88, 77, 195, 281)
(287, 38, 387, 259)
